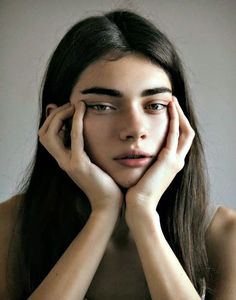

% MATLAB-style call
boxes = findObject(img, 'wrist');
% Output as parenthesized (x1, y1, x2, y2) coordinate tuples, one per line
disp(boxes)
(125, 206, 161, 234)
(91, 205, 120, 223)
(90, 195, 123, 214)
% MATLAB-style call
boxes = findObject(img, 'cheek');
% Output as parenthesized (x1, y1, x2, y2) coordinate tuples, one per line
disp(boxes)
(83, 116, 110, 161)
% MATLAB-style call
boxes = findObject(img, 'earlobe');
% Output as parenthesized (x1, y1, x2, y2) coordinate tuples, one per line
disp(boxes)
(45, 104, 58, 117)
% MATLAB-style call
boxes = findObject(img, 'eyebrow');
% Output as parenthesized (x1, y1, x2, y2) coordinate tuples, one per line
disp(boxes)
(80, 86, 172, 97)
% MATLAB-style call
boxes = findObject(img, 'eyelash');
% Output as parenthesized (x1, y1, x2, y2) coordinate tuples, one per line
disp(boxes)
(85, 103, 168, 112)
(145, 103, 167, 111)
(86, 104, 114, 111)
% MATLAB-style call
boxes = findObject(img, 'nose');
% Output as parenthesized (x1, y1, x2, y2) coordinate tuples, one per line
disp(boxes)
(119, 108, 148, 142)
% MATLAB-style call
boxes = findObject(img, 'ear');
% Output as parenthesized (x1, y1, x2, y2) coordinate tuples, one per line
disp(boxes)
(45, 104, 58, 117)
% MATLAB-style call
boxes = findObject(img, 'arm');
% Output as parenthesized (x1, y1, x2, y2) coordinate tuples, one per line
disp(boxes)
(125, 97, 200, 299)
(28, 209, 119, 300)
(205, 206, 236, 300)
(33, 101, 123, 299)
(126, 209, 201, 300)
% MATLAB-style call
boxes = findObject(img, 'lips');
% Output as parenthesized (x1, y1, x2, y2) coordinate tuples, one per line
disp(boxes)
(114, 150, 154, 168)
(114, 150, 153, 160)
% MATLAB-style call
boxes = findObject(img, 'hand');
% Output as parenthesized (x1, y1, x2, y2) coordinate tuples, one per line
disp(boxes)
(38, 101, 123, 214)
(125, 96, 195, 215)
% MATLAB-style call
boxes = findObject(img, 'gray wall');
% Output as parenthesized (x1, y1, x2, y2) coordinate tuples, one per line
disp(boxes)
(0, 0, 235, 209)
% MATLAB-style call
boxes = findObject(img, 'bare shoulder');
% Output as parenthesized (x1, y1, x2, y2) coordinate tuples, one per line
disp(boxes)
(205, 205, 236, 298)
(0, 194, 23, 234)
(0, 194, 22, 213)
(0, 194, 23, 299)
(206, 205, 236, 244)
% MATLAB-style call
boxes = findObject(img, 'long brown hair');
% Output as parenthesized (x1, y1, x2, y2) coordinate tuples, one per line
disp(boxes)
(8, 9, 210, 299)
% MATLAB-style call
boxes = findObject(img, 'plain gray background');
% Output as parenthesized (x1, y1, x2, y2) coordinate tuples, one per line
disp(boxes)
(0, 0, 235, 209)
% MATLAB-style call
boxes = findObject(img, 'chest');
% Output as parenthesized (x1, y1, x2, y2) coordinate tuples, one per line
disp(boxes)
(85, 240, 151, 300)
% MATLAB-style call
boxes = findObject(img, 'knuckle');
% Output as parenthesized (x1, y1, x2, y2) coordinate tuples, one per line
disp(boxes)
(38, 133, 45, 144)
(57, 159, 65, 170)
(173, 155, 185, 171)
(38, 129, 44, 138)
(39, 133, 50, 145)
(176, 159, 185, 171)
(189, 128, 195, 138)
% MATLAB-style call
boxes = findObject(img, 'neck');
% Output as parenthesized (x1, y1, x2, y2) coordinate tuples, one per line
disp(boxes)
(111, 202, 131, 247)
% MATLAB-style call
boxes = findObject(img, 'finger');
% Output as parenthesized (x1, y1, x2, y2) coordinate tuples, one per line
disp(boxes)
(173, 97, 195, 157)
(177, 126, 195, 158)
(71, 101, 86, 159)
(38, 103, 71, 134)
(43, 134, 70, 167)
(46, 105, 75, 137)
(165, 100, 179, 152)
(38, 103, 74, 166)
(173, 97, 192, 133)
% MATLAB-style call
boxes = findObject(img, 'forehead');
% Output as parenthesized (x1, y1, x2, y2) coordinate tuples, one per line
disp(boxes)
(72, 54, 171, 96)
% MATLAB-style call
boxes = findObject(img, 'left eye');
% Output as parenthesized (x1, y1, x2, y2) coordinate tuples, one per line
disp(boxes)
(145, 103, 167, 110)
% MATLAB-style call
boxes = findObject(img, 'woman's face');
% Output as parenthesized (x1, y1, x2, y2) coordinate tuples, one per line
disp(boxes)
(70, 54, 172, 188)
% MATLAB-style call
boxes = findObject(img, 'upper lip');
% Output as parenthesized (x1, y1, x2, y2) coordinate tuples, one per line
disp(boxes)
(114, 150, 154, 160)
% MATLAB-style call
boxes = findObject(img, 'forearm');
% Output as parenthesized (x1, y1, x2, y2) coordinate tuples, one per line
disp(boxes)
(126, 209, 201, 300)
(28, 209, 119, 300)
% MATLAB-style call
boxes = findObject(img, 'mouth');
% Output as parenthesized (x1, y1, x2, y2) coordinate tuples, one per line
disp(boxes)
(114, 151, 154, 167)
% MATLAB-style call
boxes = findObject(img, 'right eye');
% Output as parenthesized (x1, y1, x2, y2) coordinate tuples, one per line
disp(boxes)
(86, 104, 114, 111)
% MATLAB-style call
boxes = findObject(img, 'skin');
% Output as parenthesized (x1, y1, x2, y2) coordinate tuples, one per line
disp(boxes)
(35, 55, 200, 300)
(35, 53, 199, 299)
(43, 54, 193, 214)
(70, 54, 171, 189)
(1, 53, 235, 299)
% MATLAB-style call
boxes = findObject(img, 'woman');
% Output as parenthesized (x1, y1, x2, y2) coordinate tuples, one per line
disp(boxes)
(0, 9, 235, 300)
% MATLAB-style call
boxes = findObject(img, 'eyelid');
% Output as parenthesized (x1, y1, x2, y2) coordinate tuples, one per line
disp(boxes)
(84, 100, 114, 105)
(85, 102, 114, 106)
(145, 101, 168, 111)
(85, 102, 116, 111)
(145, 97, 170, 103)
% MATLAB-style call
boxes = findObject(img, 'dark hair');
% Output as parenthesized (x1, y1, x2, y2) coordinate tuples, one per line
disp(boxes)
(9, 9, 210, 299)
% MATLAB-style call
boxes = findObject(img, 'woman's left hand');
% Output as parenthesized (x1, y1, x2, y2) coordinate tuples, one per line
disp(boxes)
(125, 96, 195, 215)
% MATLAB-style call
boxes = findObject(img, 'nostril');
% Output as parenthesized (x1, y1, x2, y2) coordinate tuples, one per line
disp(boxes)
(120, 126, 148, 141)
(126, 135, 134, 139)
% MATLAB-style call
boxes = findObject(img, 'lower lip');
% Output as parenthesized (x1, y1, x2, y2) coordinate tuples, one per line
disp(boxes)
(115, 157, 153, 167)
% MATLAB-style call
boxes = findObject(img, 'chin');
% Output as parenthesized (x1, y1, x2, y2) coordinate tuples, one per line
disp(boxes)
(108, 167, 148, 189)
(114, 174, 142, 189)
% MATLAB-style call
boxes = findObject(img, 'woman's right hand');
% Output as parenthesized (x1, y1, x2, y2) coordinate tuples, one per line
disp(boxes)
(38, 101, 123, 214)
